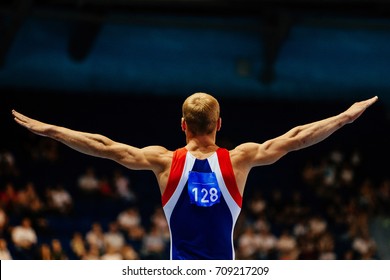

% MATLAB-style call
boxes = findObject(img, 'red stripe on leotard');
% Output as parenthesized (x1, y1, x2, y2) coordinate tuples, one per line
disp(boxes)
(162, 148, 187, 207)
(216, 148, 242, 208)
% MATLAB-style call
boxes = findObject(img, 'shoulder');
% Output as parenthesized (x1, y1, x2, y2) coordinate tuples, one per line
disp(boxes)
(142, 145, 173, 154)
(228, 142, 267, 169)
(141, 145, 174, 163)
(229, 142, 259, 159)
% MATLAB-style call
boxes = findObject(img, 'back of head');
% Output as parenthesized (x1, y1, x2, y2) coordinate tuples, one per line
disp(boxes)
(182, 92, 220, 135)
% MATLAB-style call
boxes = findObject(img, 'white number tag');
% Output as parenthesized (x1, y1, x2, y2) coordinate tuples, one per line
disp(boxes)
(188, 171, 221, 207)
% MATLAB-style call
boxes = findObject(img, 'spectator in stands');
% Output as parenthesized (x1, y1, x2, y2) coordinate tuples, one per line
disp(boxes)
(352, 228, 377, 259)
(103, 221, 126, 252)
(150, 207, 169, 241)
(117, 207, 142, 233)
(248, 192, 267, 218)
(0, 149, 14, 169)
(28, 196, 48, 236)
(51, 238, 68, 260)
(70, 231, 87, 259)
(0, 238, 12, 260)
(46, 184, 73, 215)
(276, 229, 298, 260)
(141, 225, 167, 259)
(0, 182, 18, 211)
(101, 244, 122, 260)
(113, 169, 136, 202)
(0, 149, 19, 179)
(308, 215, 328, 238)
(117, 206, 146, 250)
(98, 176, 114, 198)
(121, 244, 139, 260)
(82, 244, 100, 260)
(318, 232, 337, 260)
(126, 223, 145, 252)
(38, 243, 52, 260)
(298, 238, 318, 260)
(358, 179, 377, 213)
(16, 182, 39, 213)
(77, 167, 99, 196)
(11, 217, 38, 259)
(85, 222, 105, 253)
(257, 226, 277, 260)
(236, 226, 260, 260)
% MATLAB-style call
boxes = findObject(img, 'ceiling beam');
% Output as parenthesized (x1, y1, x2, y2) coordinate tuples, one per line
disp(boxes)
(260, 12, 293, 84)
(0, 0, 33, 67)
(67, 4, 106, 62)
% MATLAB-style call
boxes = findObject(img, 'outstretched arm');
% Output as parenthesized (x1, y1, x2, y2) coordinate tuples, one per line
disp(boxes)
(233, 96, 378, 168)
(12, 110, 170, 173)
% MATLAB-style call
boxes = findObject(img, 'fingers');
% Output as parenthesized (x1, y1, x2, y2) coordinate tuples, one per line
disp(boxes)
(354, 96, 378, 111)
(12, 109, 23, 121)
(13, 115, 27, 127)
(12, 110, 30, 127)
(362, 96, 378, 109)
(12, 109, 24, 119)
(369, 96, 379, 105)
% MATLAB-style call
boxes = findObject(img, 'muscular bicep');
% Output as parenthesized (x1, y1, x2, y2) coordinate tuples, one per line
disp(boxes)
(234, 124, 321, 168)
(233, 138, 291, 168)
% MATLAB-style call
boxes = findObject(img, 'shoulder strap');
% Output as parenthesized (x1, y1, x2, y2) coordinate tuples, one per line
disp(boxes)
(216, 148, 242, 208)
(162, 147, 187, 206)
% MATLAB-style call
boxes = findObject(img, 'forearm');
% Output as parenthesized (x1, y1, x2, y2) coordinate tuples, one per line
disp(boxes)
(47, 125, 114, 158)
(12, 110, 158, 169)
(12, 110, 123, 160)
(285, 111, 352, 151)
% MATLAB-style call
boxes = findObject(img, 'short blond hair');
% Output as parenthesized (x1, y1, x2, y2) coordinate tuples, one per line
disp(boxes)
(182, 92, 220, 135)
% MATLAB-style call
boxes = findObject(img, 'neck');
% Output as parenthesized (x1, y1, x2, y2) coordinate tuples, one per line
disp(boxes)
(185, 133, 218, 153)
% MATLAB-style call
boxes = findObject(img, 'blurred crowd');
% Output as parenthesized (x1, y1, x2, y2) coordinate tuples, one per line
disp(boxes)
(234, 148, 389, 260)
(0, 135, 389, 260)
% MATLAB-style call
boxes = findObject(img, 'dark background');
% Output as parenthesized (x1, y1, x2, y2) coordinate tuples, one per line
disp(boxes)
(1, 0, 390, 260)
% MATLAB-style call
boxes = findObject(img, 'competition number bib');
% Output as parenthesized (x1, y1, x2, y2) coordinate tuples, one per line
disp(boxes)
(188, 171, 221, 207)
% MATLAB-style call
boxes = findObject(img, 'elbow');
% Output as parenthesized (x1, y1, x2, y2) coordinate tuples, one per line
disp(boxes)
(98, 141, 116, 159)
(342, 113, 354, 125)
(85, 134, 114, 158)
(279, 136, 309, 154)
(261, 146, 288, 165)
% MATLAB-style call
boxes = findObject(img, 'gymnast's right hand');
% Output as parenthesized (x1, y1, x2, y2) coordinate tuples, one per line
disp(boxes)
(12, 110, 52, 137)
